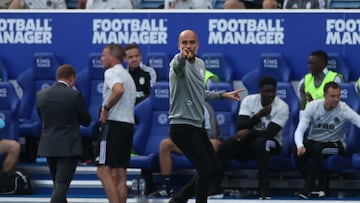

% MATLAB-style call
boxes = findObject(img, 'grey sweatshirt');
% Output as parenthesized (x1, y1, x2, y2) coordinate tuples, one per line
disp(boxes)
(169, 53, 223, 128)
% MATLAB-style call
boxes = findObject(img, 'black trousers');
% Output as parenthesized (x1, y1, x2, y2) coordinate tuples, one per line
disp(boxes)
(216, 135, 281, 196)
(170, 124, 222, 203)
(294, 139, 344, 193)
(47, 157, 78, 203)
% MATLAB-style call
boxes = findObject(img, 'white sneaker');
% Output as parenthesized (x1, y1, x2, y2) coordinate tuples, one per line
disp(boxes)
(310, 190, 326, 198)
(208, 193, 224, 199)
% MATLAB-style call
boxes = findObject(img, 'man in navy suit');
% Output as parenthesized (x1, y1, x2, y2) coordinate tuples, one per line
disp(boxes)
(36, 64, 91, 203)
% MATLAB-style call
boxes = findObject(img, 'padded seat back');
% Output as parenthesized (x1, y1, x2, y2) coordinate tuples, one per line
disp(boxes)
(133, 82, 170, 155)
(208, 82, 239, 139)
(145, 52, 170, 81)
(276, 82, 300, 156)
(0, 82, 20, 140)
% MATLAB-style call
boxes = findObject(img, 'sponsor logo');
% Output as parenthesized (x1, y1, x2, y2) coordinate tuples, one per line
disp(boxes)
(208, 18, 285, 45)
(92, 18, 168, 44)
(155, 87, 169, 99)
(0, 18, 52, 44)
(326, 19, 360, 45)
(0, 88, 7, 97)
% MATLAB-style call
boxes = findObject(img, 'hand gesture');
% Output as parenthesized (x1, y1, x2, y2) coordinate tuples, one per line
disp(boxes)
(305, 92, 313, 103)
(181, 48, 194, 60)
(222, 89, 244, 101)
(256, 105, 272, 118)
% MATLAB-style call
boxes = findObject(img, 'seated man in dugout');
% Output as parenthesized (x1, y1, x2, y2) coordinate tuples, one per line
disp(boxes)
(211, 76, 289, 200)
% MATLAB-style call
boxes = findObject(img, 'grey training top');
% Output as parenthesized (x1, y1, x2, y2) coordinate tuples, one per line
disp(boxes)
(169, 53, 223, 128)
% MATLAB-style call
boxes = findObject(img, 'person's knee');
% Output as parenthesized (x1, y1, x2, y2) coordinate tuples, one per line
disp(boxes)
(160, 138, 176, 152)
(96, 166, 108, 180)
(9, 141, 20, 155)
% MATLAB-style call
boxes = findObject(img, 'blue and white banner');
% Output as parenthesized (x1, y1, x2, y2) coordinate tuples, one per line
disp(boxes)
(0, 11, 360, 81)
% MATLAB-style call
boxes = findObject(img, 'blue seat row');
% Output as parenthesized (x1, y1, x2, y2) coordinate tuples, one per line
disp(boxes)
(2, 52, 360, 182)
(131, 80, 360, 195)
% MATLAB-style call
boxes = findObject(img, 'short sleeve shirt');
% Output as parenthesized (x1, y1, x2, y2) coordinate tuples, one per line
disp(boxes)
(239, 94, 289, 143)
(103, 64, 136, 124)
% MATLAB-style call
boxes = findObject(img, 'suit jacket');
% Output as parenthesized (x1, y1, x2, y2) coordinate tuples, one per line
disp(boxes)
(36, 82, 91, 157)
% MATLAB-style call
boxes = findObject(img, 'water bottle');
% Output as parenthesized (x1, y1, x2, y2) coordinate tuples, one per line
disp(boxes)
(131, 178, 138, 197)
(139, 178, 146, 198)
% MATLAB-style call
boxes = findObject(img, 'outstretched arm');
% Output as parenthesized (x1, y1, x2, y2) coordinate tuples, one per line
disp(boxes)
(221, 89, 244, 101)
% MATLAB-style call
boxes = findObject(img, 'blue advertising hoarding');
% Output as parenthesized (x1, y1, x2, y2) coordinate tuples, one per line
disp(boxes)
(0, 10, 360, 81)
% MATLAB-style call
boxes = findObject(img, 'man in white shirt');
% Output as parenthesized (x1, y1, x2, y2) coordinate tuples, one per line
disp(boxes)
(294, 81, 360, 199)
(214, 77, 289, 199)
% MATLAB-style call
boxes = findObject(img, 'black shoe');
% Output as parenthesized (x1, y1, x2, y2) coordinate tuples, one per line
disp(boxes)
(295, 190, 309, 199)
(149, 188, 174, 197)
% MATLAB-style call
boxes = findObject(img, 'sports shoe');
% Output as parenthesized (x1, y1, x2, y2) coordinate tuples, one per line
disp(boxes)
(149, 188, 174, 197)
(310, 190, 326, 198)
(259, 196, 271, 200)
(208, 186, 224, 199)
(295, 190, 309, 199)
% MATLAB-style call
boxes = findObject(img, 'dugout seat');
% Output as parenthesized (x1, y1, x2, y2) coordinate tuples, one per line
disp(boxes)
(0, 59, 8, 82)
(201, 53, 234, 83)
(242, 53, 291, 94)
(0, 82, 20, 168)
(327, 53, 350, 82)
(130, 82, 170, 170)
(145, 52, 170, 82)
(328, 0, 360, 8)
(76, 53, 104, 138)
(230, 82, 299, 171)
(0, 82, 20, 141)
(16, 52, 59, 162)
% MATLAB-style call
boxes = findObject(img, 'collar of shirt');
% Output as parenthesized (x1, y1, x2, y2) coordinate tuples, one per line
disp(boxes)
(57, 80, 69, 87)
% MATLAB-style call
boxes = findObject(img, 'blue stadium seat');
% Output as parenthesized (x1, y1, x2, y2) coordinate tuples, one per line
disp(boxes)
(130, 82, 170, 169)
(352, 153, 360, 170)
(324, 83, 360, 172)
(16, 52, 59, 162)
(327, 53, 350, 82)
(242, 53, 292, 94)
(145, 52, 170, 82)
(230, 82, 299, 171)
(214, 0, 225, 8)
(65, 0, 78, 8)
(0, 59, 8, 82)
(0, 82, 20, 168)
(328, 0, 360, 8)
(208, 82, 239, 139)
(138, 0, 164, 8)
(201, 53, 233, 83)
(0, 82, 20, 141)
(17, 52, 59, 138)
(76, 53, 104, 138)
